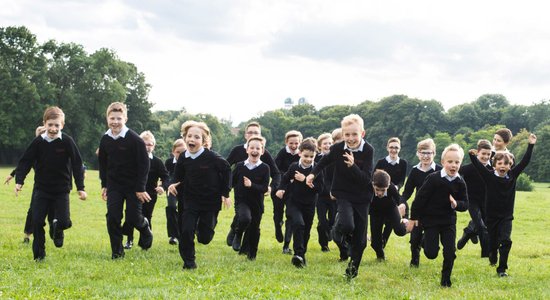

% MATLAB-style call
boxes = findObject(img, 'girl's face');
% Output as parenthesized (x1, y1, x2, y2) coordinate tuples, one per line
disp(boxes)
(172, 145, 186, 160)
(185, 126, 205, 154)
(493, 134, 507, 151)
(387, 142, 400, 158)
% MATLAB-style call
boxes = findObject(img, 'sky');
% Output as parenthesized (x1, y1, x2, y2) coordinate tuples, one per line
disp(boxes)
(2, 0, 550, 125)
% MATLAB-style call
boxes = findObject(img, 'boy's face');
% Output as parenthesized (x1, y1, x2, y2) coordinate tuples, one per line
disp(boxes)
(185, 126, 205, 154)
(143, 138, 155, 154)
(477, 148, 492, 165)
(44, 117, 64, 139)
(387, 142, 400, 158)
(441, 150, 462, 177)
(107, 111, 127, 135)
(494, 159, 512, 177)
(372, 184, 389, 198)
(493, 134, 507, 151)
(246, 140, 264, 159)
(245, 125, 261, 140)
(173, 145, 186, 160)
(286, 136, 300, 152)
(299, 149, 316, 167)
(342, 123, 365, 149)
(320, 138, 333, 153)
(417, 148, 435, 165)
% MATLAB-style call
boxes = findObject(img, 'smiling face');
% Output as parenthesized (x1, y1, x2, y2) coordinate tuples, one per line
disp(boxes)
(342, 122, 364, 150)
(494, 158, 512, 177)
(246, 139, 264, 162)
(44, 117, 64, 139)
(185, 126, 205, 154)
(442, 150, 462, 177)
(417, 148, 435, 166)
(387, 141, 400, 159)
(319, 137, 333, 154)
(299, 149, 316, 167)
(107, 111, 127, 136)
(286, 136, 300, 152)
(477, 148, 492, 165)
(493, 134, 507, 151)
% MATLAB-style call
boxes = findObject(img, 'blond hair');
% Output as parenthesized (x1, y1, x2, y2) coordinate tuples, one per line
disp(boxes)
(441, 143, 464, 162)
(181, 120, 212, 149)
(387, 137, 401, 147)
(417, 138, 436, 152)
(285, 130, 303, 143)
(172, 138, 186, 151)
(247, 136, 266, 149)
(106, 102, 127, 118)
(341, 114, 364, 130)
(140, 130, 156, 145)
(331, 128, 342, 143)
(317, 133, 332, 151)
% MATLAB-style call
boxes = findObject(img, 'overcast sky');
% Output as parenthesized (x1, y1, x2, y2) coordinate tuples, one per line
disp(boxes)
(2, 0, 550, 124)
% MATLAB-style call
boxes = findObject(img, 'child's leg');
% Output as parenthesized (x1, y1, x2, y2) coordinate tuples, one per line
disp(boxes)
(370, 213, 385, 259)
(486, 219, 499, 265)
(302, 202, 316, 257)
(178, 208, 200, 267)
(106, 190, 125, 257)
(316, 197, 330, 248)
(166, 194, 179, 240)
(496, 219, 513, 274)
(440, 224, 457, 285)
(142, 194, 157, 228)
(469, 201, 489, 256)
(288, 201, 305, 258)
(422, 226, 440, 260)
(52, 192, 71, 248)
(381, 218, 393, 249)
(30, 190, 50, 260)
(196, 210, 219, 245)
(124, 191, 152, 250)
(234, 202, 252, 251)
(283, 195, 292, 252)
(333, 199, 354, 261)
(388, 205, 407, 237)
(409, 226, 424, 266)
(247, 207, 262, 259)
(327, 200, 337, 241)
(121, 220, 134, 247)
(226, 199, 239, 246)
(271, 191, 285, 242)
(349, 202, 369, 272)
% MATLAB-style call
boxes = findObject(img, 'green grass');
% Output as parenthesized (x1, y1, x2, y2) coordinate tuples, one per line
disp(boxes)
(1, 167, 549, 299)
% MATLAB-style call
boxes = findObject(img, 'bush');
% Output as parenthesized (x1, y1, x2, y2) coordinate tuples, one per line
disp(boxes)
(516, 173, 534, 191)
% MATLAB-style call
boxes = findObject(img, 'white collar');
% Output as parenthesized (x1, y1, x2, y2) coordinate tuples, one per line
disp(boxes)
(285, 146, 299, 155)
(494, 170, 510, 179)
(105, 126, 129, 140)
(375, 190, 388, 198)
(148, 153, 153, 159)
(243, 143, 247, 149)
(440, 169, 460, 182)
(385, 155, 400, 165)
(172, 156, 178, 163)
(185, 147, 205, 159)
(299, 159, 314, 169)
(415, 162, 436, 172)
(344, 140, 365, 152)
(41, 132, 62, 143)
(244, 159, 263, 170)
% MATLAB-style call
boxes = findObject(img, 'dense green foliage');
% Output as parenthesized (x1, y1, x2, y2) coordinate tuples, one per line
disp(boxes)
(2, 26, 549, 181)
(1, 168, 549, 298)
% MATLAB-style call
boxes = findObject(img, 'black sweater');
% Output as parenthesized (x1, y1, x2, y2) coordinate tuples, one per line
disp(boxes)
(274, 147, 300, 174)
(374, 157, 408, 191)
(315, 153, 335, 197)
(172, 148, 231, 211)
(311, 141, 374, 203)
(410, 171, 469, 226)
(15, 133, 85, 194)
(459, 162, 491, 207)
(98, 129, 150, 192)
(146, 155, 170, 194)
(469, 144, 534, 220)
(369, 184, 404, 216)
(279, 162, 323, 205)
(226, 144, 281, 189)
(232, 162, 270, 211)
(402, 164, 443, 202)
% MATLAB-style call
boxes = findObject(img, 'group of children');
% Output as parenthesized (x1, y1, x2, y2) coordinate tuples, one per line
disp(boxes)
(11, 104, 538, 287)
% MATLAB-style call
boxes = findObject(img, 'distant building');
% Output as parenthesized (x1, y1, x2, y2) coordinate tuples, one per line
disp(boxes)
(298, 97, 307, 105)
(284, 97, 294, 109)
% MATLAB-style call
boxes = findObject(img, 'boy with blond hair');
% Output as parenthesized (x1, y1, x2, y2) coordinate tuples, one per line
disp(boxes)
(15, 106, 86, 261)
(98, 102, 152, 259)
(306, 114, 374, 278)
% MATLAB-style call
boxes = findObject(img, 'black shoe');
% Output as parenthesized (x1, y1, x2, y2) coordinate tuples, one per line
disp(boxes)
(275, 222, 284, 243)
(52, 219, 64, 248)
(339, 256, 349, 262)
(124, 239, 134, 250)
(291, 255, 305, 268)
(226, 229, 235, 247)
(34, 256, 45, 262)
(183, 261, 197, 270)
(282, 246, 292, 255)
(138, 218, 153, 250)
(489, 252, 497, 266)
(376, 256, 386, 262)
(410, 257, 419, 268)
(169, 237, 178, 245)
(457, 232, 470, 250)
(232, 233, 242, 252)
(111, 251, 125, 260)
(321, 245, 330, 252)
(23, 237, 30, 244)
(471, 234, 479, 244)
(440, 275, 452, 287)
(498, 272, 508, 277)
(345, 261, 358, 279)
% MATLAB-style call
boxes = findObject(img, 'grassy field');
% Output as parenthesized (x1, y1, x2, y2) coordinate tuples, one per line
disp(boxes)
(1, 167, 549, 299)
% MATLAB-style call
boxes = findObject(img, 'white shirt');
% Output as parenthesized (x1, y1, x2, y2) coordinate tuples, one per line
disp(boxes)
(185, 147, 205, 159)
(105, 125, 129, 140)
(299, 159, 314, 169)
(41, 132, 62, 143)
(148, 153, 153, 159)
(440, 169, 460, 182)
(494, 170, 510, 179)
(385, 155, 400, 165)
(244, 159, 263, 170)
(344, 139, 365, 152)
(415, 162, 437, 173)
(285, 146, 299, 155)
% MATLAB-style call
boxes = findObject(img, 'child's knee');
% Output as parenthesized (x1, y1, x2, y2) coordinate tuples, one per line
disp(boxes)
(424, 248, 439, 259)
(197, 228, 215, 244)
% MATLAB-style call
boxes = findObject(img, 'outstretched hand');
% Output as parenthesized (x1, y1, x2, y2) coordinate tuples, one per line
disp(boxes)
(528, 133, 537, 144)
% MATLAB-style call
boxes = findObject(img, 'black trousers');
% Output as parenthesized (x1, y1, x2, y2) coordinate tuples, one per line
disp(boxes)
(316, 195, 337, 247)
(332, 198, 370, 270)
(31, 190, 71, 259)
(166, 193, 179, 238)
(24, 188, 54, 234)
(410, 225, 424, 264)
(106, 189, 147, 256)
(462, 200, 489, 256)
(178, 207, 219, 264)
(487, 217, 513, 273)
(272, 191, 292, 245)
(288, 200, 316, 258)
(423, 224, 456, 278)
(370, 206, 407, 257)
(122, 193, 158, 240)
(236, 201, 263, 258)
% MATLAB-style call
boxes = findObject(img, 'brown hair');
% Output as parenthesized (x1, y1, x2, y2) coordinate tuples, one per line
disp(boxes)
(373, 169, 391, 187)
(417, 138, 436, 152)
(106, 102, 127, 118)
(247, 136, 266, 149)
(495, 128, 513, 143)
(299, 139, 317, 152)
(245, 121, 261, 132)
(285, 130, 303, 142)
(387, 137, 401, 147)
(477, 139, 492, 151)
(493, 152, 513, 166)
(43, 106, 65, 124)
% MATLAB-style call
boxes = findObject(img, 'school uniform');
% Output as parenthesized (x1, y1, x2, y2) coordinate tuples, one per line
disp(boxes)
(374, 156, 408, 248)
(369, 185, 407, 260)
(402, 162, 442, 266)
(15, 132, 85, 260)
(458, 161, 492, 256)
(410, 170, 468, 286)
(311, 140, 374, 277)
(231, 159, 270, 259)
(98, 126, 151, 258)
(122, 154, 170, 244)
(469, 144, 533, 274)
(315, 153, 337, 250)
(173, 147, 231, 268)
(165, 156, 179, 240)
(273, 146, 300, 248)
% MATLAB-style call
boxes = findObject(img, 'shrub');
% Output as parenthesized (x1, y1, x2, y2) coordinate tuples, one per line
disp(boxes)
(517, 173, 534, 191)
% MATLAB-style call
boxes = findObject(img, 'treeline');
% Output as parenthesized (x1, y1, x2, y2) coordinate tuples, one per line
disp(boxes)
(1, 26, 549, 181)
